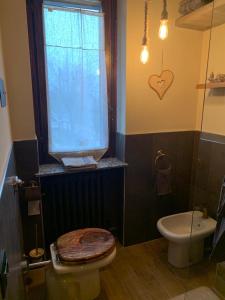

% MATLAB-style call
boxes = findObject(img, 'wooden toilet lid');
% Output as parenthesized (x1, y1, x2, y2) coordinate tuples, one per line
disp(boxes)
(56, 228, 115, 263)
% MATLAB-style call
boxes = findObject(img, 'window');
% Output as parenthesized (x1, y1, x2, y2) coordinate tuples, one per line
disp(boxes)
(26, 0, 116, 164)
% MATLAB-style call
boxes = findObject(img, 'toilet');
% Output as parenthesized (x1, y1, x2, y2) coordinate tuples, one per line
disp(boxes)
(46, 228, 116, 300)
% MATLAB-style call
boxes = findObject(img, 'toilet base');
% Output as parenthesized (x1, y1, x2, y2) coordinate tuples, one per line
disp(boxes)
(168, 240, 204, 268)
(46, 266, 100, 300)
(47, 243, 116, 300)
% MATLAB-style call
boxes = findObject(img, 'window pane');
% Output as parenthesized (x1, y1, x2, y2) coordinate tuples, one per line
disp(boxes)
(43, 5, 108, 154)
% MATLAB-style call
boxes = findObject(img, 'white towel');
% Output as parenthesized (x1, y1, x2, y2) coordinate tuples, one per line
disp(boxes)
(62, 156, 97, 170)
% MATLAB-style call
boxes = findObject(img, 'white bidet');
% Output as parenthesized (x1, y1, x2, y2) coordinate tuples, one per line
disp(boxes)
(157, 211, 216, 268)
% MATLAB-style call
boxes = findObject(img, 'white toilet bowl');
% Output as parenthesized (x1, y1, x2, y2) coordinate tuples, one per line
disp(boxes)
(157, 211, 217, 268)
(46, 228, 116, 300)
(47, 244, 116, 300)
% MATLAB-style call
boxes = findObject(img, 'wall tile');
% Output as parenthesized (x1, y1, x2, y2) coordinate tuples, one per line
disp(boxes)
(123, 131, 196, 245)
(14, 140, 39, 182)
(0, 148, 25, 299)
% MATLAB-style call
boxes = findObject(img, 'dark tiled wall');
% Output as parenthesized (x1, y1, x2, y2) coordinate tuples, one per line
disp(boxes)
(0, 148, 25, 299)
(191, 132, 225, 218)
(16, 133, 225, 247)
(14, 140, 39, 182)
(122, 131, 196, 245)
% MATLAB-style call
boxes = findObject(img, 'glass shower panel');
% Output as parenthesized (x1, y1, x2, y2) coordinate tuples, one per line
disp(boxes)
(188, 0, 225, 298)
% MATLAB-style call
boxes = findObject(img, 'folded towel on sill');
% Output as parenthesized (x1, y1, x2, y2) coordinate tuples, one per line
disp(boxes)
(62, 156, 97, 170)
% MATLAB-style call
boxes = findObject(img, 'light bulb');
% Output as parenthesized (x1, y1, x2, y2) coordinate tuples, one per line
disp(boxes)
(159, 19, 168, 40)
(140, 45, 149, 64)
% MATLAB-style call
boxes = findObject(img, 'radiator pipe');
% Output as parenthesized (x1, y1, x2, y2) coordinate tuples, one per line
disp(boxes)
(28, 260, 51, 270)
(22, 259, 51, 271)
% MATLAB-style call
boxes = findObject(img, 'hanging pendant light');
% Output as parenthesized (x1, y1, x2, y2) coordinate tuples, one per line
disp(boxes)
(159, 0, 169, 41)
(140, 0, 149, 64)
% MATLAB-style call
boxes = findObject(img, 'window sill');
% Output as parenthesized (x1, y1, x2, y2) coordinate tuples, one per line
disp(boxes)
(36, 157, 127, 178)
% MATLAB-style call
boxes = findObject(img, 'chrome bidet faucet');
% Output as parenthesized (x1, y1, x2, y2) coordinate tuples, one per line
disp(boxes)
(193, 206, 208, 219)
(202, 207, 208, 219)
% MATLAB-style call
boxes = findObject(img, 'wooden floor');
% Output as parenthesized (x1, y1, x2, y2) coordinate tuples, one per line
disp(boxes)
(25, 238, 217, 300)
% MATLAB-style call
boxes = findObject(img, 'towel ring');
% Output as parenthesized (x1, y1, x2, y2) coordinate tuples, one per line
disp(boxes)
(155, 150, 171, 168)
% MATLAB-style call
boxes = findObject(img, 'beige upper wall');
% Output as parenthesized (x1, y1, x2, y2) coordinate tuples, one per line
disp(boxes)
(0, 0, 35, 140)
(125, 0, 203, 134)
(0, 24, 12, 192)
(200, 23, 225, 135)
(0, 0, 207, 141)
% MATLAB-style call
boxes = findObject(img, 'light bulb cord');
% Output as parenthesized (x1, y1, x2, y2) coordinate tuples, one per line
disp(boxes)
(161, 48, 164, 72)
(142, 0, 148, 45)
(161, 0, 168, 20)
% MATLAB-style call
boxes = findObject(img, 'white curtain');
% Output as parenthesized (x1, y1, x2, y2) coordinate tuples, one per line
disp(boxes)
(43, 2, 108, 161)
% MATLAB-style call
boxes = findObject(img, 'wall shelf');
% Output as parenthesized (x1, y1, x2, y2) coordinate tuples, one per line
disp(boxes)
(176, 0, 225, 31)
(196, 82, 225, 89)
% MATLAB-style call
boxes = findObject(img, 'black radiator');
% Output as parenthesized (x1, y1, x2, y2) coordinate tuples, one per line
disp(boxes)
(40, 168, 124, 249)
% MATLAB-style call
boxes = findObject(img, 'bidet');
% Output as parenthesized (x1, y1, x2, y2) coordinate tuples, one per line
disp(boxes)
(157, 211, 217, 268)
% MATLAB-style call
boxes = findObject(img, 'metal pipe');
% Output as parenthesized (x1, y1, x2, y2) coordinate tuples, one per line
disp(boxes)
(28, 260, 51, 270)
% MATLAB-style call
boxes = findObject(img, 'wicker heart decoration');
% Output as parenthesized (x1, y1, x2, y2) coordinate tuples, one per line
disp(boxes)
(148, 70, 174, 100)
